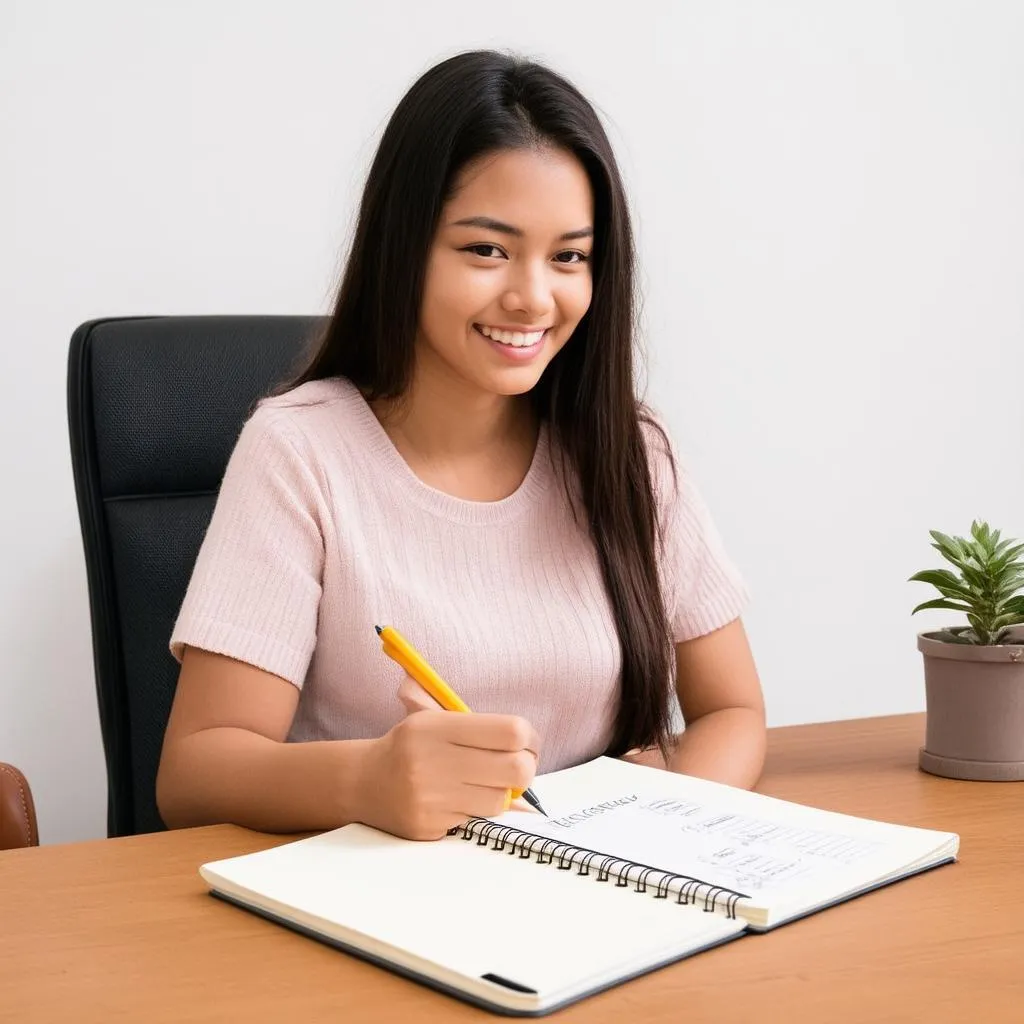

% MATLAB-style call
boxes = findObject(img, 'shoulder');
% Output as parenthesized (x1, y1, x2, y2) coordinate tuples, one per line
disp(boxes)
(637, 403, 681, 500)
(251, 376, 358, 428)
(217, 376, 374, 505)
(238, 376, 365, 457)
(638, 404, 675, 458)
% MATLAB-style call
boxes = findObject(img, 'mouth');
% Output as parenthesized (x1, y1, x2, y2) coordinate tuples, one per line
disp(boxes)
(474, 323, 551, 349)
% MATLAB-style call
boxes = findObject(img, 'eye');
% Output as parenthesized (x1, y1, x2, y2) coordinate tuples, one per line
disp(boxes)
(461, 244, 507, 259)
(553, 250, 590, 265)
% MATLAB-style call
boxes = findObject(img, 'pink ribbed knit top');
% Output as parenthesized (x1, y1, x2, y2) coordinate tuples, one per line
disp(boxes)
(169, 377, 748, 771)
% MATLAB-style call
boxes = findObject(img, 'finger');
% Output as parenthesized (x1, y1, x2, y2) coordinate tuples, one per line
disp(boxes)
(437, 712, 541, 757)
(443, 744, 537, 795)
(398, 674, 440, 715)
(451, 781, 513, 821)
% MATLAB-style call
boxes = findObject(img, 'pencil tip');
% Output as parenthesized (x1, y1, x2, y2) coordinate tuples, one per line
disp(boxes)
(523, 789, 548, 817)
(374, 624, 383, 635)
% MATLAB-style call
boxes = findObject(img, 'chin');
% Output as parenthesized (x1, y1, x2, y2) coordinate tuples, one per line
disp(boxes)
(481, 366, 550, 397)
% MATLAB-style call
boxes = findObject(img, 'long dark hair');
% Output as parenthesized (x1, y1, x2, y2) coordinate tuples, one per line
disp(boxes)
(288, 50, 676, 758)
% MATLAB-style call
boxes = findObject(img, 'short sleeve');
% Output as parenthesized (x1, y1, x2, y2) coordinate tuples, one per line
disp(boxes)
(643, 414, 750, 643)
(169, 404, 326, 686)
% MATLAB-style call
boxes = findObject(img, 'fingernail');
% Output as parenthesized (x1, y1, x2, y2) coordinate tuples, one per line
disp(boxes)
(503, 790, 512, 811)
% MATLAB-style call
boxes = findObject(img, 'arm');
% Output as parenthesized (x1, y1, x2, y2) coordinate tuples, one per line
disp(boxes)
(623, 618, 766, 789)
(156, 646, 540, 838)
(155, 647, 372, 833)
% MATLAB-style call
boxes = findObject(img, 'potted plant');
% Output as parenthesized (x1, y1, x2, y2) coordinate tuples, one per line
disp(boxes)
(910, 520, 1024, 780)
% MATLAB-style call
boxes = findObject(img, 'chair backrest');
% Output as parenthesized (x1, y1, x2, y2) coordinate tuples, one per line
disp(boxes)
(0, 762, 39, 849)
(68, 315, 325, 836)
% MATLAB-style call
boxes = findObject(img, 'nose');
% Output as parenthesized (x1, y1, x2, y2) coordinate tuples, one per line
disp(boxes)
(500, 260, 554, 319)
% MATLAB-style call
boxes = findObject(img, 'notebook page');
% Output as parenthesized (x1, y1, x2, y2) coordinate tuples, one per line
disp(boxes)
(200, 822, 743, 1008)
(491, 757, 958, 925)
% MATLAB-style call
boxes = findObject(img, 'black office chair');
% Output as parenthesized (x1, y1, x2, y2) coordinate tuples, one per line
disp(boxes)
(67, 315, 325, 837)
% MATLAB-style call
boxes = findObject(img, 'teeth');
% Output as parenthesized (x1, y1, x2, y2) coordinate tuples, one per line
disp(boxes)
(478, 325, 546, 347)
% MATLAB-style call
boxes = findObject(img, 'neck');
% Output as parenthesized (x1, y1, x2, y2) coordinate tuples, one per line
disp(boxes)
(371, 350, 534, 460)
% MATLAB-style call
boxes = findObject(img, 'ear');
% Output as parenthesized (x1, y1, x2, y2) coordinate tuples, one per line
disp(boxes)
(397, 673, 441, 715)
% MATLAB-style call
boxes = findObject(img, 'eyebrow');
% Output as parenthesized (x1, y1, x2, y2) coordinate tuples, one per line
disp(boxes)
(450, 216, 593, 242)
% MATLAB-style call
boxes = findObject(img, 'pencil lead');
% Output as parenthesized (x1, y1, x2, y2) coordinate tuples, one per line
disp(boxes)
(522, 789, 548, 817)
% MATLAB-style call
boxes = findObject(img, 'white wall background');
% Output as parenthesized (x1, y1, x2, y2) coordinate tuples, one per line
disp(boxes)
(3, 0, 1022, 844)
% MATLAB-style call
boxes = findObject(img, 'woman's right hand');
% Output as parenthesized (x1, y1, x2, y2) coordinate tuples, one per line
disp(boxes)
(356, 690, 540, 841)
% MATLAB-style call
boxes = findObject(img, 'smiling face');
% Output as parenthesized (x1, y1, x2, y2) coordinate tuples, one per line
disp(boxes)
(415, 146, 595, 399)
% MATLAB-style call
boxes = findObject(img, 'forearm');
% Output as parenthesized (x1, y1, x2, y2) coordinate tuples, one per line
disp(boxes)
(156, 727, 377, 833)
(624, 707, 766, 789)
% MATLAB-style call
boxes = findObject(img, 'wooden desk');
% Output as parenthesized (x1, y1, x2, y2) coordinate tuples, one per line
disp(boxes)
(2, 714, 1021, 1023)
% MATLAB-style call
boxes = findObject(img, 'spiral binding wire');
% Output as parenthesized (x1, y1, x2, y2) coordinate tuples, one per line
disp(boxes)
(452, 818, 746, 918)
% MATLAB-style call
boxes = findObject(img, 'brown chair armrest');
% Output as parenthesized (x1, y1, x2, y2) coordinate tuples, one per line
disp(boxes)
(0, 763, 39, 849)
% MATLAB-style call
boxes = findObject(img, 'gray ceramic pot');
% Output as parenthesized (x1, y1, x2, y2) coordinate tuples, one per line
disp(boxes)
(917, 629, 1024, 781)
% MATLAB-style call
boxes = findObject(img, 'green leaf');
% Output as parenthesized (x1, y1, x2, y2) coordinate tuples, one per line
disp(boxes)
(958, 564, 988, 593)
(991, 612, 1024, 630)
(966, 538, 989, 568)
(1000, 596, 1024, 614)
(967, 613, 996, 643)
(995, 573, 1024, 600)
(929, 531, 967, 568)
(974, 521, 996, 553)
(997, 565, 1024, 581)
(991, 535, 1017, 559)
(907, 569, 974, 599)
(911, 598, 973, 615)
(991, 543, 1024, 573)
(994, 563, 1024, 583)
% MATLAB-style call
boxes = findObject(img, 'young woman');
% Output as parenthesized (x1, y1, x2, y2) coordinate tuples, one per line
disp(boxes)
(156, 49, 766, 841)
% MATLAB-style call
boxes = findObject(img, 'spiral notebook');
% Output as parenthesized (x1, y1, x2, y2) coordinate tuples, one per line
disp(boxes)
(199, 756, 959, 1016)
